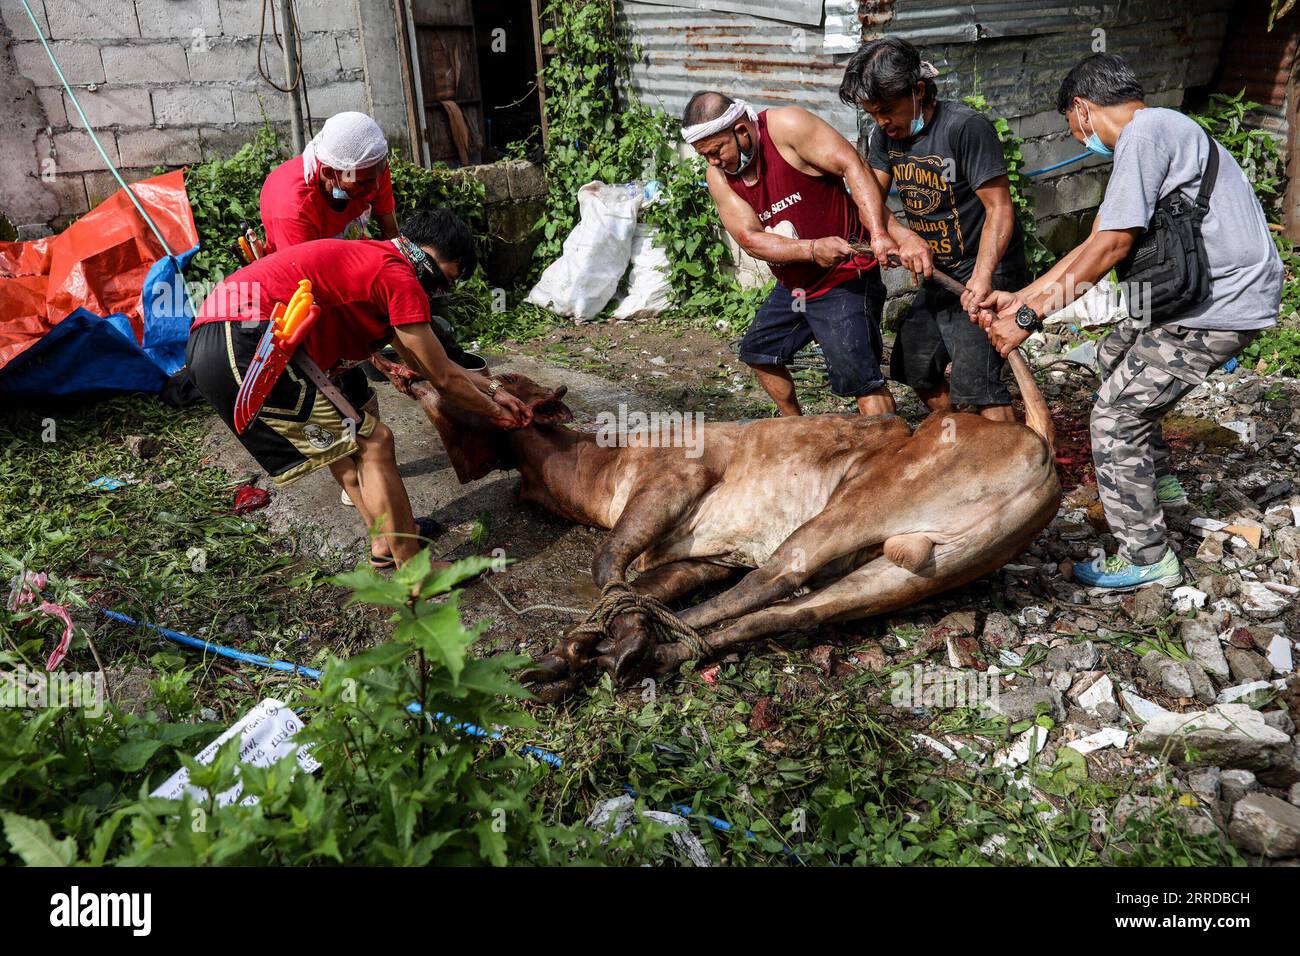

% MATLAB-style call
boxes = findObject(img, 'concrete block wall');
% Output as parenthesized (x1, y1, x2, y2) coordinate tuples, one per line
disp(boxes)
(0, 0, 406, 235)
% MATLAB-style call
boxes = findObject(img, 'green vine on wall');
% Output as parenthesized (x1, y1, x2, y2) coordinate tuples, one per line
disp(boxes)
(533, 0, 763, 328)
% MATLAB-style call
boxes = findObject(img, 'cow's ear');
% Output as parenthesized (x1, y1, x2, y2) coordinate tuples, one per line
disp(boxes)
(418, 391, 509, 483)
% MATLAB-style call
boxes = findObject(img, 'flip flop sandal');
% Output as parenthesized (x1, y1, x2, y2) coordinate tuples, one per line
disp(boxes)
(369, 516, 445, 569)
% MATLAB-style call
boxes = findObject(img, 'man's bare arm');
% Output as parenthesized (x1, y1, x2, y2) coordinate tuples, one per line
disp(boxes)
(393, 323, 527, 425)
(376, 212, 400, 240)
(706, 169, 842, 266)
(766, 107, 891, 242)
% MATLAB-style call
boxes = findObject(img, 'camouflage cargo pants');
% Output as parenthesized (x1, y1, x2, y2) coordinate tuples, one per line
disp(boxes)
(1091, 323, 1258, 565)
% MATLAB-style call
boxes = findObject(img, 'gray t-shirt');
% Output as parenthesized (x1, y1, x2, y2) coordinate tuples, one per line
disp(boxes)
(1097, 107, 1281, 330)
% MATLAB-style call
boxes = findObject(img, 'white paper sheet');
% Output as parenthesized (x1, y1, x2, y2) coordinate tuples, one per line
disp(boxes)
(150, 698, 320, 807)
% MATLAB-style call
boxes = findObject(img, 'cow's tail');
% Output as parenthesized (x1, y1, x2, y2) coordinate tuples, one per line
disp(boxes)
(1007, 348, 1055, 454)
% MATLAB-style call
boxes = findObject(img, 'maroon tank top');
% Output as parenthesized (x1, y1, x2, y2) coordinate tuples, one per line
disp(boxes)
(726, 110, 877, 298)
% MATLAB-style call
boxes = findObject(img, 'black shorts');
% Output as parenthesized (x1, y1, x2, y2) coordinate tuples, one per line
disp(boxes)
(186, 320, 377, 485)
(891, 268, 1029, 406)
(737, 274, 887, 398)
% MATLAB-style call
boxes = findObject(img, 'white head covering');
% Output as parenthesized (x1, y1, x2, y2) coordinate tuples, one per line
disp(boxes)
(919, 61, 940, 79)
(302, 112, 389, 183)
(682, 99, 759, 144)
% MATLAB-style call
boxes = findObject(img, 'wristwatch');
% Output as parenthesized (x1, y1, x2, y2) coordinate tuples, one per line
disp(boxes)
(486, 377, 502, 397)
(1014, 304, 1043, 333)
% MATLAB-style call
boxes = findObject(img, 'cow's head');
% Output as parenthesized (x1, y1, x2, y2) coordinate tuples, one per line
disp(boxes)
(378, 358, 572, 482)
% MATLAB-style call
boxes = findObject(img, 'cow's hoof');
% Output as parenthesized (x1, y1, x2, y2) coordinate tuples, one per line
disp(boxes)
(520, 653, 569, 685)
(599, 628, 654, 686)
(528, 676, 581, 704)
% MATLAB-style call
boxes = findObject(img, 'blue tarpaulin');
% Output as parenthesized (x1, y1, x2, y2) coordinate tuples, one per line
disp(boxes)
(0, 248, 197, 402)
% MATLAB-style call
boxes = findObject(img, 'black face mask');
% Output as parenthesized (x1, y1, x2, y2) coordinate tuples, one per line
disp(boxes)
(724, 126, 756, 176)
(395, 235, 451, 298)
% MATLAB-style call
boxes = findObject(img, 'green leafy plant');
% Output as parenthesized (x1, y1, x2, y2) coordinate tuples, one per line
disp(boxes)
(533, 0, 762, 326)
(1189, 90, 1300, 373)
(182, 124, 286, 293)
(0, 555, 672, 866)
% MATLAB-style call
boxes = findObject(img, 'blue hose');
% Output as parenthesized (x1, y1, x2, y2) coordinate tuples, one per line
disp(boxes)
(93, 603, 797, 843)
(93, 605, 561, 768)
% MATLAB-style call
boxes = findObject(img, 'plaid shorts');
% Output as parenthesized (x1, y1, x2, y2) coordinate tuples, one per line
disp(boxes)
(186, 320, 377, 486)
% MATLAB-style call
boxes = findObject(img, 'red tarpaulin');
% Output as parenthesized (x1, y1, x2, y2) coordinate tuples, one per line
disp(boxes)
(0, 170, 199, 371)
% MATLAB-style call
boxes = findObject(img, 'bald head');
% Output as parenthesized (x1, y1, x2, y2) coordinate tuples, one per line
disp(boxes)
(682, 91, 734, 128)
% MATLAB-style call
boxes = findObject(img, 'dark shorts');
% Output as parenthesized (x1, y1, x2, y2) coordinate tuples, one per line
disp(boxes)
(738, 274, 887, 398)
(891, 268, 1029, 406)
(186, 320, 377, 486)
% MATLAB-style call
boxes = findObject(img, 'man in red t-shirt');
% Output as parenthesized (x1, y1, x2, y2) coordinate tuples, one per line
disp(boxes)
(186, 210, 530, 569)
(259, 112, 399, 254)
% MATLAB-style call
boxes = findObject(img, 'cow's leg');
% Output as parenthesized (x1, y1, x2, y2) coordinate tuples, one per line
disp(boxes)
(592, 560, 736, 664)
(526, 473, 715, 689)
(656, 555, 929, 672)
(677, 476, 932, 631)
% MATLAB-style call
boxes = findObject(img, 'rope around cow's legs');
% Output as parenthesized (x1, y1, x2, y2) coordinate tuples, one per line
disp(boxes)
(566, 581, 710, 662)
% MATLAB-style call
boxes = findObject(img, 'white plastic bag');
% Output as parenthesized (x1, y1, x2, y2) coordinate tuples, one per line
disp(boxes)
(527, 181, 640, 322)
(612, 224, 672, 320)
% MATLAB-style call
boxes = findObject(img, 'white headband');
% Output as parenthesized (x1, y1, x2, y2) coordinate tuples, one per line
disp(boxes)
(682, 99, 759, 144)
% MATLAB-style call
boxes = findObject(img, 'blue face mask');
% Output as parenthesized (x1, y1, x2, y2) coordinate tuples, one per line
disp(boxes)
(331, 185, 350, 201)
(1079, 105, 1113, 159)
(908, 90, 925, 137)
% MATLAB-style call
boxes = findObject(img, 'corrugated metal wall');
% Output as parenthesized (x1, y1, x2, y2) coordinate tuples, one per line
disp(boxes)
(618, 0, 1234, 141)
(617, 0, 1237, 224)
(617, 1, 862, 140)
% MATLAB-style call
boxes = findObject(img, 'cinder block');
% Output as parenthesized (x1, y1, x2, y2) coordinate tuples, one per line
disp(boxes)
(215, 0, 269, 36)
(11, 40, 106, 86)
(42, 172, 91, 216)
(1019, 132, 1106, 178)
(233, 87, 291, 124)
(152, 85, 234, 124)
(465, 162, 510, 203)
(135, 0, 220, 40)
(290, 0, 353, 34)
(300, 79, 367, 119)
(118, 126, 202, 166)
(65, 85, 153, 127)
(44, 0, 140, 40)
(298, 31, 343, 80)
(37, 129, 120, 174)
(199, 121, 290, 160)
(335, 32, 362, 72)
(34, 86, 67, 127)
(1025, 169, 1107, 219)
(1, 0, 50, 41)
(83, 167, 159, 208)
(103, 41, 189, 83)
(185, 36, 260, 82)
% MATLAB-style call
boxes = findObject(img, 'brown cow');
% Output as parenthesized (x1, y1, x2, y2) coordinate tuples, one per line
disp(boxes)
(371, 349, 1060, 702)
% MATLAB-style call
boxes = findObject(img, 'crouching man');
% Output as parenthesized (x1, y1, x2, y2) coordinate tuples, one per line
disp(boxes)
(975, 54, 1282, 593)
(683, 90, 932, 416)
(186, 209, 531, 570)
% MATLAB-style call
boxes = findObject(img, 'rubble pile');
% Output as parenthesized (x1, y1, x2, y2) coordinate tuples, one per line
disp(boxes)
(837, 355, 1299, 862)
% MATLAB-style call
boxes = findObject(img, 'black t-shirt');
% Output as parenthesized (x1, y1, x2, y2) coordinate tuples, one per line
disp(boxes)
(867, 100, 1026, 280)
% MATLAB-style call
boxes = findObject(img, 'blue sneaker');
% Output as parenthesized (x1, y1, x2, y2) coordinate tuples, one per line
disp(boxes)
(1073, 548, 1182, 593)
(1156, 475, 1189, 508)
